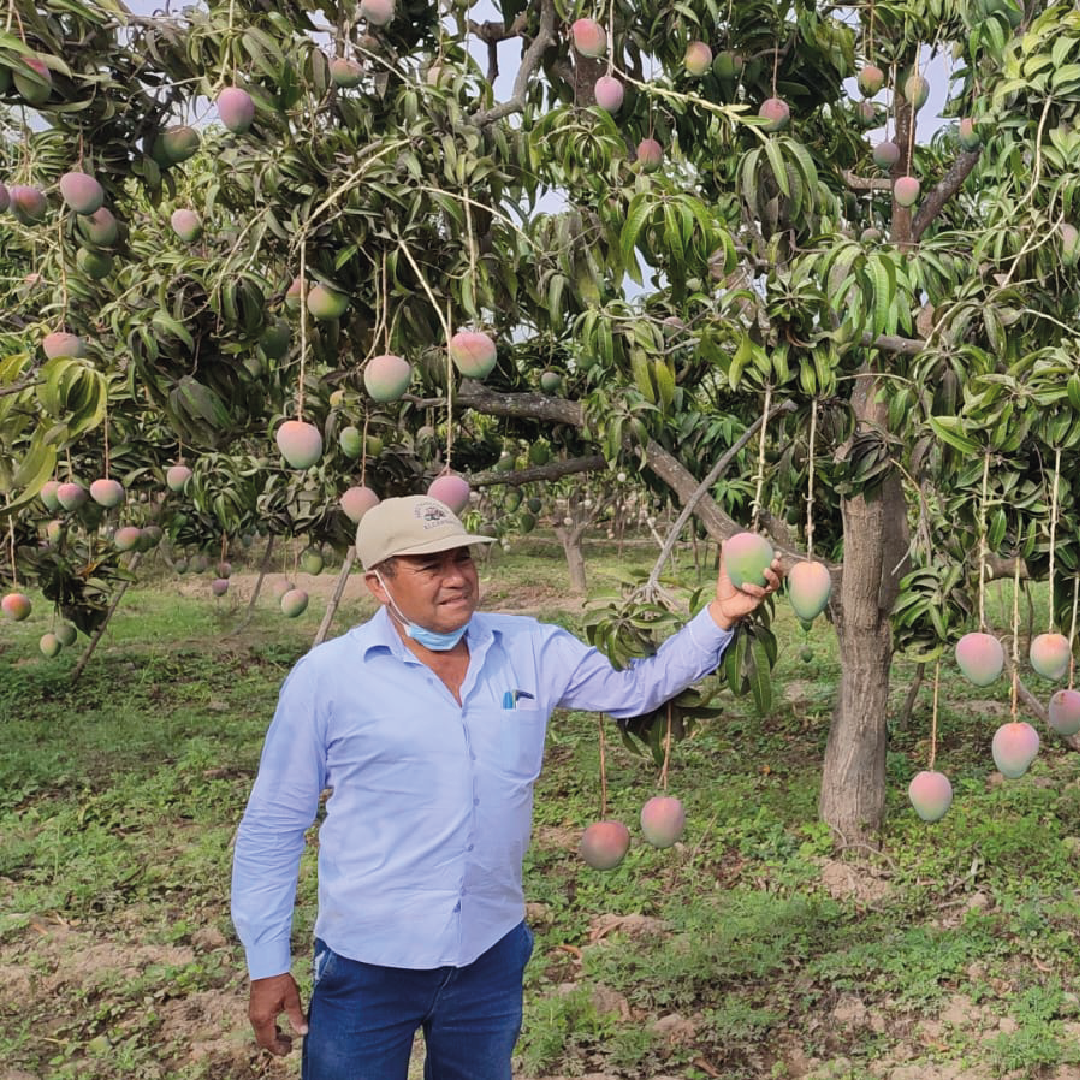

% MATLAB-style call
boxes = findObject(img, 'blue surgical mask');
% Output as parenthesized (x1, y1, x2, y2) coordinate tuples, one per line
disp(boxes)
(376, 573, 469, 651)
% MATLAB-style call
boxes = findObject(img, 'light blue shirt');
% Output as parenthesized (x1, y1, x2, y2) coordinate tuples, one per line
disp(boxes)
(230, 604, 733, 979)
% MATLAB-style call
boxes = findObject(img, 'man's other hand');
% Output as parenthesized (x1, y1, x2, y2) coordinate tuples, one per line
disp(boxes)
(249, 972, 308, 1056)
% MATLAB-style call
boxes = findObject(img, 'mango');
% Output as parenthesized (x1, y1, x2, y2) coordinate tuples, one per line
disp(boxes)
(40, 633, 62, 658)
(114, 526, 143, 552)
(55, 622, 77, 647)
(171, 208, 202, 242)
(449, 330, 497, 379)
(276, 419, 323, 468)
(190, 554, 209, 573)
(217, 87, 255, 133)
(894, 176, 920, 207)
(59, 172, 104, 216)
(1049, 688, 1080, 737)
(57, 482, 88, 511)
(1030, 632, 1070, 680)
(594, 76, 624, 113)
(571, 18, 605, 57)
(76, 248, 113, 279)
(157, 125, 200, 165)
(872, 140, 901, 169)
(217, 561, 232, 579)
(723, 531, 774, 590)
(955, 632, 1003, 686)
(1, 593, 31, 621)
(364, 354, 411, 402)
(907, 770, 953, 821)
(427, 473, 470, 514)
(338, 425, 363, 458)
(89, 479, 125, 508)
(307, 284, 349, 320)
(684, 42, 712, 77)
(280, 588, 310, 618)
(341, 485, 380, 523)
(958, 117, 981, 151)
(211, 578, 229, 597)
(166, 464, 192, 492)
(285, 276, 309, 309)
(639, 795, 685, 848)
(787, 560, 831, 621)
(858, 63, 884, 97)
(41, 480, 62, 511)
(991, 721, 1039, 778)
(359, 0, 394, 24)
(174, 557, 189, 574)
(43, 332, 85, 359)
(14, 58, 51, 104)
(330, 58, 363, 88)
(260, 317, 290, 360)
(539, 370, 563, 394)
(11, 185, 47, 224)
(81, 207, 119, 247)
(904, 74, 929, 110)
(758, 97, 789, 132)
(636, 137, 663, 171)
(579, 820, 630, 870)
(301, 548, 324, 575)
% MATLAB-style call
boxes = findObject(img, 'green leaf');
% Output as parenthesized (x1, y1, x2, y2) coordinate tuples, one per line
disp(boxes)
(929, 415, 980, 455)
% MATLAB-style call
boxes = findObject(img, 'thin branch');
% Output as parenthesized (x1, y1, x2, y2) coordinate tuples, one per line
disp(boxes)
(472, 0, 556, 125)
(0, 377, 43, 397)
(842, 170, 893, 193)
(862, 332, 927, 356)
(469, 455, 607, 487)
(313, 545, 356, 647)
(911, 149, 981, 242)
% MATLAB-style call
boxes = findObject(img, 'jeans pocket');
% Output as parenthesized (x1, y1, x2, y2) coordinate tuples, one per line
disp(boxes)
(521, 922, 535, 967)
(312, 938, 338, 988)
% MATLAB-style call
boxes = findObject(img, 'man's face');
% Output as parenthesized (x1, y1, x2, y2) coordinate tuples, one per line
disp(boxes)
(366, 547, 480, 633)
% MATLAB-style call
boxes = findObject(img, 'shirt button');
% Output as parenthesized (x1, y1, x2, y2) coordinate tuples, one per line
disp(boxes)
(473, 797, 480, 806)
(467, 843, 474, 852)
(453, 900, 461, 912)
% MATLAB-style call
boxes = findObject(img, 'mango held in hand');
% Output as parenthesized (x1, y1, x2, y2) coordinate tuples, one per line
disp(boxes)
(1048, 689, 1080, 736)
(908, 770, 953, 821)
(639, 796, 685, 848)
(1030, 632, 1070, 680)
(991, 721, 1039, 779)
(723, 532, 775, 590)
(787, 560, 831, 621)
(579, 820, 631, 870)
(955, 632, 1004, 687)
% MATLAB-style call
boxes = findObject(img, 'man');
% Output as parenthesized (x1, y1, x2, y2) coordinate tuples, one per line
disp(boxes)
(231, 495, 781, 1080)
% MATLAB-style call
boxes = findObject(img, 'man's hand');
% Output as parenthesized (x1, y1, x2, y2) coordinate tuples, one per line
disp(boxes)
(249, 973, 308, 1057)
(709, 547, 784, 631)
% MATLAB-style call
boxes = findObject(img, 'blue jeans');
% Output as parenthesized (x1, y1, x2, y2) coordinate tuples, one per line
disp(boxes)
(301, 921, 534, 1080)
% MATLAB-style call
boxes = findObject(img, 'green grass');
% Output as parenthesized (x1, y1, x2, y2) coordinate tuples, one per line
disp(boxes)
(2, 541, 1079, 1078)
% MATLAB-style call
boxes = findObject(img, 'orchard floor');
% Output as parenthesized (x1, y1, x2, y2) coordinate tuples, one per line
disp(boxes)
(3, 539, 1080, 1079)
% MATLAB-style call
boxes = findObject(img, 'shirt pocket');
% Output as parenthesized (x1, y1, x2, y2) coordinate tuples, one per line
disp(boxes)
(496, 710, 548, 781)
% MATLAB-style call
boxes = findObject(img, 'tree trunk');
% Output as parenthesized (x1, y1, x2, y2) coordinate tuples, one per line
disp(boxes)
(555, 524, 588, 594)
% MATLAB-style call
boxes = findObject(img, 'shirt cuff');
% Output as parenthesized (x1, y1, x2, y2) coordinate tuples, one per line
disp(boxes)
(244, 937, 293, 981)
(685, 606, 735, 659)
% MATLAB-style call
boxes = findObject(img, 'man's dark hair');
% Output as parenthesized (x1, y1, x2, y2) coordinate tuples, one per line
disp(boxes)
(370, 557, 397, 578)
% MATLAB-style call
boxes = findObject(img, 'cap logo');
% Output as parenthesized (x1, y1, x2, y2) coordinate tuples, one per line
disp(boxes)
(415, 501, 452, 528)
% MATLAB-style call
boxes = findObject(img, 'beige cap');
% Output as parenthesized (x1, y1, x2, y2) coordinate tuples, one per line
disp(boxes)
(356, 495, 494, 570)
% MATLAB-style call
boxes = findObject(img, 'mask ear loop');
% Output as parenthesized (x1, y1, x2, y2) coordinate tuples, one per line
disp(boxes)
(375, 571, 411, 629)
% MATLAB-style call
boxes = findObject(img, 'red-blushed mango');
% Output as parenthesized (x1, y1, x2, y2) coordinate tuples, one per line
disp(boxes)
(280, 588, 310, 618)
(89, 478, 125, 508)
(276, 419, 323, 469)
(0, 183, 8, 211)
(958, 117, 981, 151)
(858, 63, 884, 97)
(143, 526, 162, 548)
(174, 557, 189, 574)
(907, 770, 953, 821)
(55, 622, 77, 647)
(540, 370, 563, 394)
(359, 0, 394, 25)
(217, 87, 255, 133)
(341, 485, 380, 524)
(580, 820, 631, 870)
(41, 480, 61, 512)
(211, 578, 230, 597)
(594, 76, 624, 113)
(11, 185, 47, 223)
(217, 561, 232, 579)
(449, 330, 497, 378)
(160, 125, 200, 164)
(636, 137, 663, 171)
(1, 593, 31, 621)
(81, 206, 119, 247)
(639, 795, 686, 848)
(285, 276, 309, 309)
(1063, 224, 1079, 269)
(364, 353, 411, 402)
(894, 176, 920, 207)
(171, 208, 203, 242)
(76, 248, 113, 279)
(991, 721, 1039, 778)
(190, 554, 209, 573)
(166, 464, 192, 492)
(271, 578, 295, 599)
(758, 97, 790, 132)
(723, 531, 775, 590)
(861, 227, 883, 242)
(1049, 689, 1080, 737)
(955, 632, 1004, 686)
(904, 74, 929, 110)
(854, 100, 876, 127)
(684, 41, 712, 77)
(338, 425, 363, 458)
(40, 633, 62, 658)
(43, 332, 85, 359)
(1030, 632, 1070, 680)
(114, 526, 143, 552)
(44, 520, 62, 545)
(59, 172, 104, 216)
(14, 58, 51, 104)
(571, 18, 605, 57)
(307, 284, 349, 320)
(788, 560, 831, 621)
(260, 317, 291, 359)
(428, 473, 470, 514)
(57, 482, 88, 511)
(872, 140, 901, 168)
(301, 548, 324, 575)
(330, 58, 363, 88)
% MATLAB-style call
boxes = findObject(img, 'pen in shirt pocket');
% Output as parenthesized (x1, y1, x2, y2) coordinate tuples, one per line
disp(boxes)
(502, 690, 535, 709)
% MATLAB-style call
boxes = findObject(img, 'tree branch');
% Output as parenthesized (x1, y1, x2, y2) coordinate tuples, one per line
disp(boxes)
(911, 149, 981, 242)
(472, 0, 556, 126)
(863, 332, 927, 356)
(469, 455, 607, 488)
(842, 170, 893, 192)
(0, 377, 43, 397)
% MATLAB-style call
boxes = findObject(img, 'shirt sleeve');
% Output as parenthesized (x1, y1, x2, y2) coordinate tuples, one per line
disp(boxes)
(546, 606, 734, 718)
(231, 656, 328, 980)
